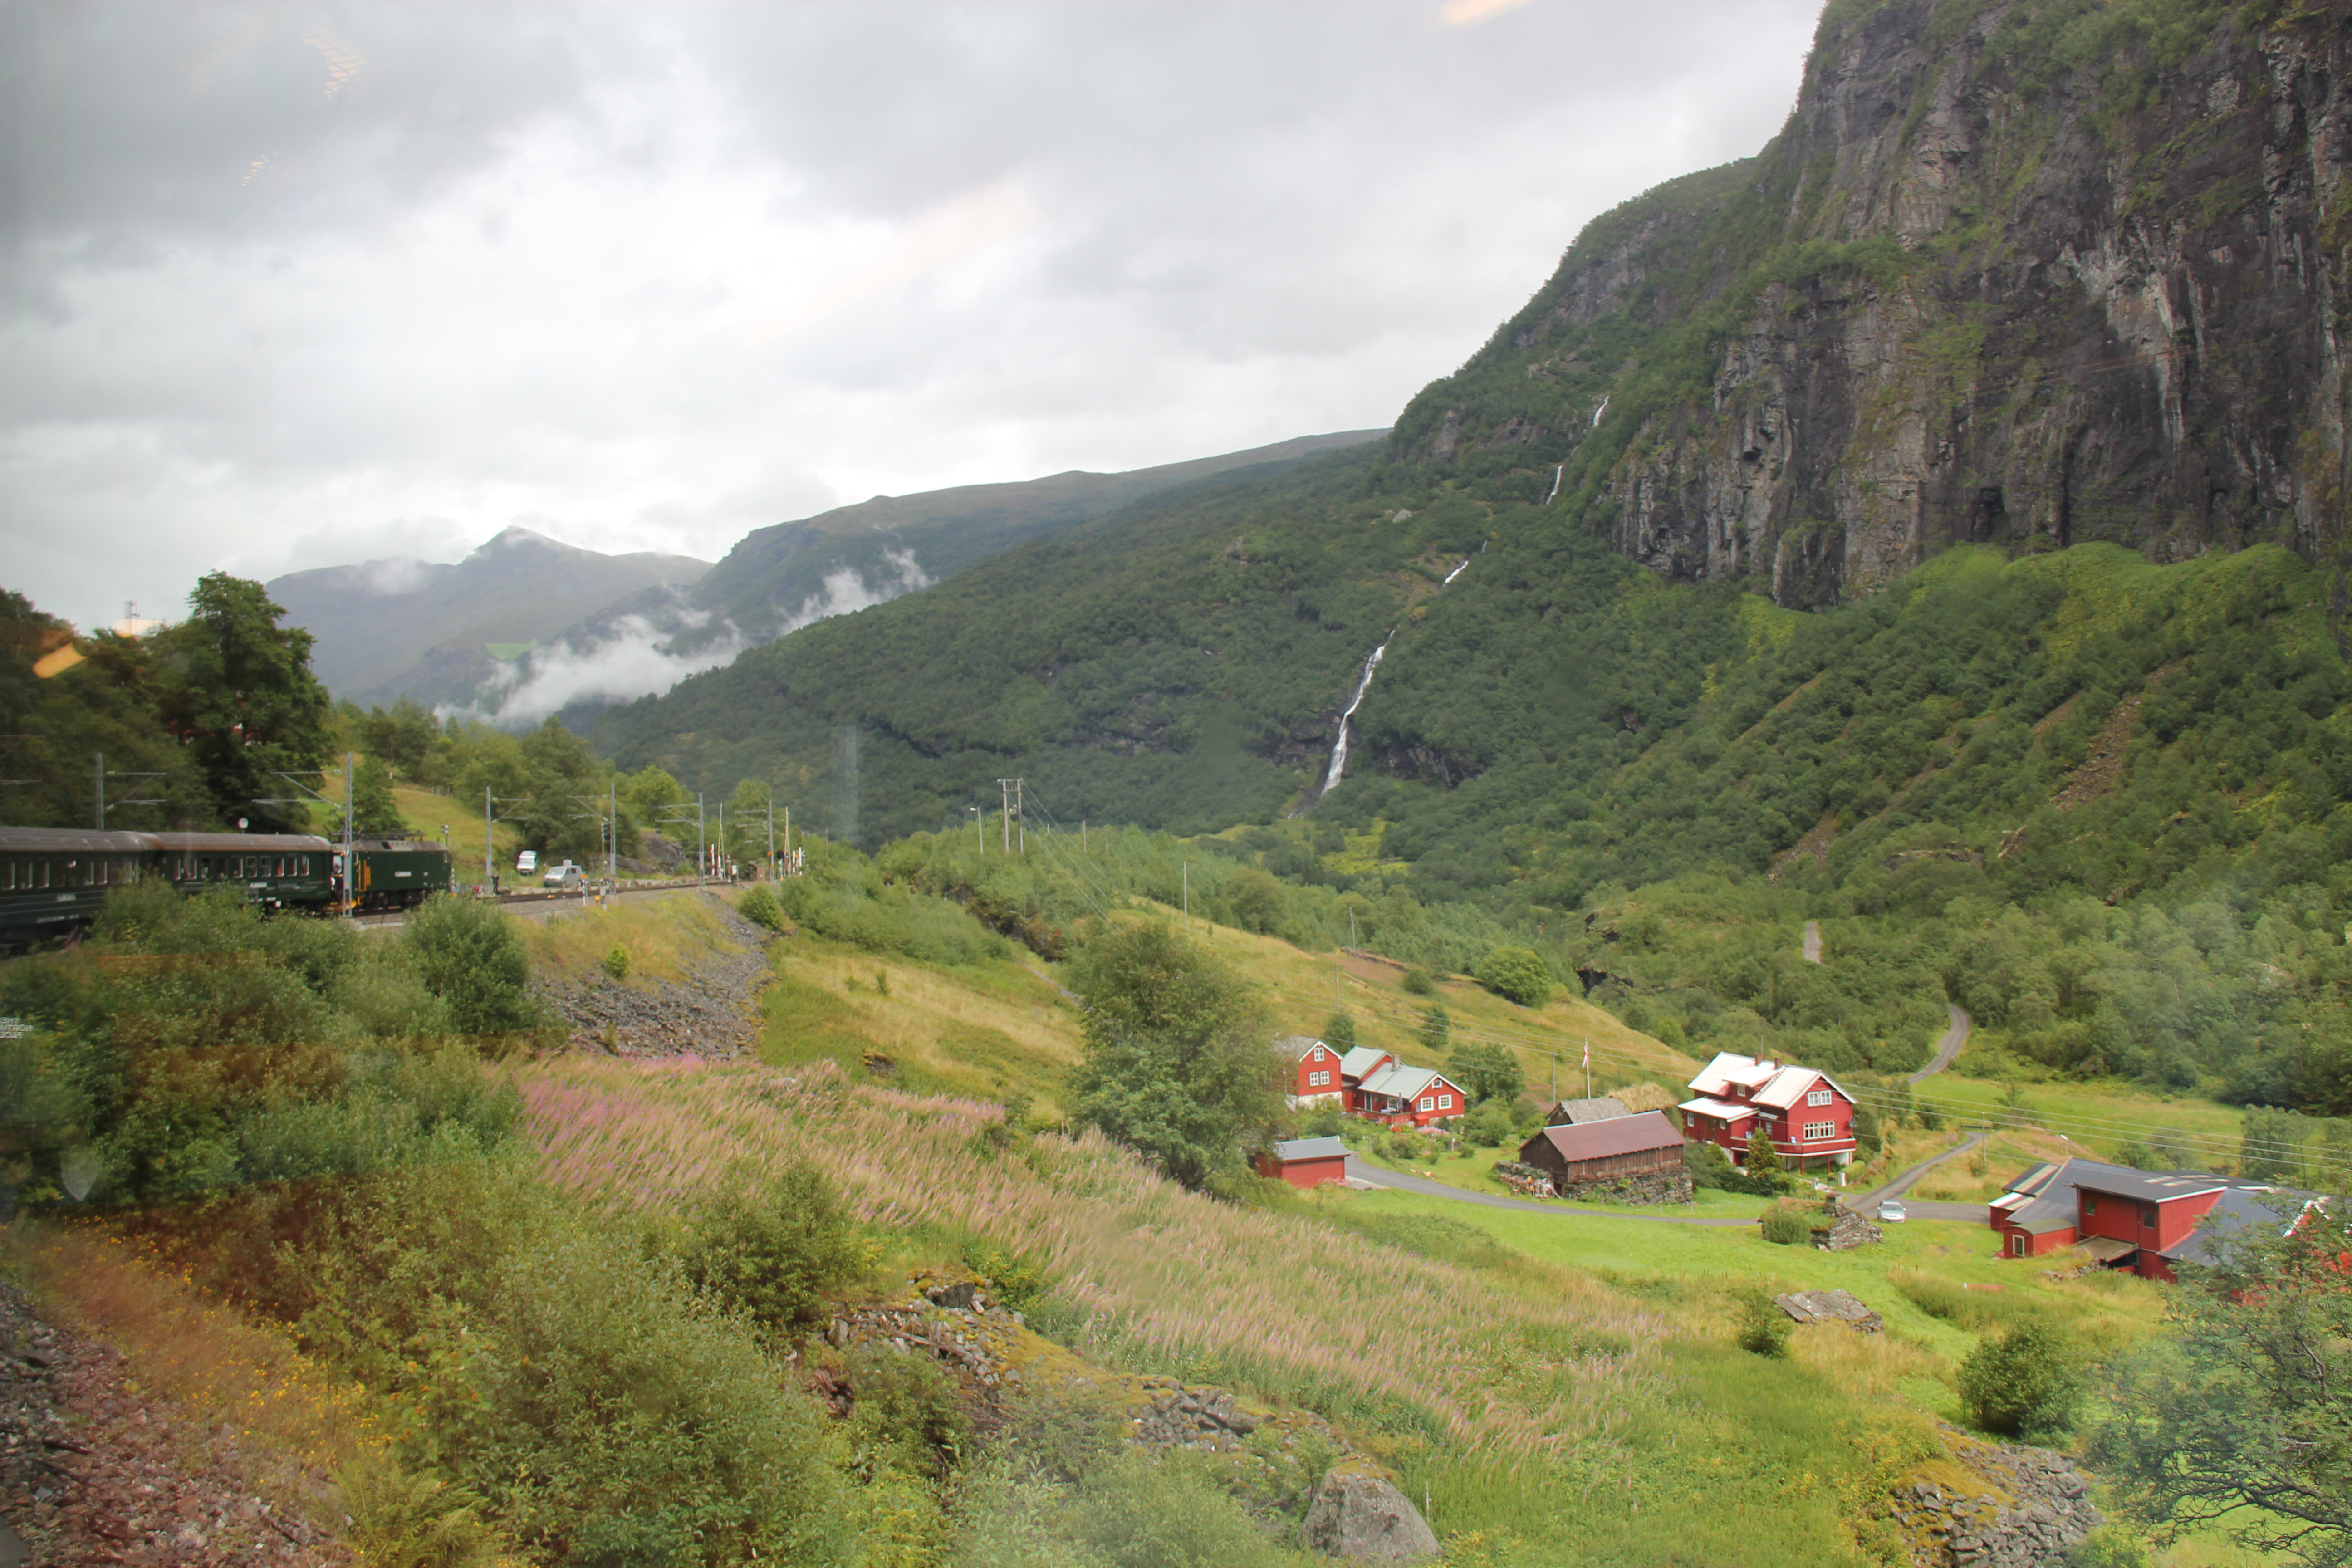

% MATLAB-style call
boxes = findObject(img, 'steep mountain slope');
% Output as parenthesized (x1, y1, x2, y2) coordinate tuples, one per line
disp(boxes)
(268, 528, 711, 707)
(1378, 0, 2352, 608)
(686, 429, 1387, 648)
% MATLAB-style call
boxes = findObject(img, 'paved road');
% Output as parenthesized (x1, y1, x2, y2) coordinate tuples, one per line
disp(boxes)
(1908, 1003, 1972, 1084)
(1802, 920, 1822, 963)
(1345, 1156, 1760, 1225)
(1852, 1131, 1992, 1223)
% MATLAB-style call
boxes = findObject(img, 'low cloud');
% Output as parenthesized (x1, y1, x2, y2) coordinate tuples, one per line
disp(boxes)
(471, 549, 935, 725)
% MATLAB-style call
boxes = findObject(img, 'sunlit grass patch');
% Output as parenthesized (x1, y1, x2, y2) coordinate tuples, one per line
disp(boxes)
(757, 939, 1080, 1110)
(519, 891, 747, 987)
(5, 1220, 391, 1514)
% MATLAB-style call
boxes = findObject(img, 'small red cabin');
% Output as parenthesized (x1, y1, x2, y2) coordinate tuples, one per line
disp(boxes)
(1255, 1135, 1349, 1189)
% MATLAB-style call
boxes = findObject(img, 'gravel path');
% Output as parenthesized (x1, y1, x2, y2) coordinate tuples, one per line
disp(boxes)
(0, 1279, 350, 1567)
(1908, 1004, 1972, 1083)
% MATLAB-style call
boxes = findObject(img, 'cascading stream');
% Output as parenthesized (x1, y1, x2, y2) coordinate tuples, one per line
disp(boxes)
(1316, 634, 1393, 798)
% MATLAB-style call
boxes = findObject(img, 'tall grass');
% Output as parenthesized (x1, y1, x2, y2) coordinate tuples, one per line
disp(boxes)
(522, 1057, 1667, 1463)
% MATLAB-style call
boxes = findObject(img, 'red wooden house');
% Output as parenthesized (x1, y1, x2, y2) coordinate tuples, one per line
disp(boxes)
(1281, 1035, 1349, 1106)
(1275, 1036, 1465, 1128)
(1676, 1052, 1857, 1170)
(1989, 1158, 2312, 1281)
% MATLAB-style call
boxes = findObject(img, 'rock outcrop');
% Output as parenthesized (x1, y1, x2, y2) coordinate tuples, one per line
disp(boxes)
(1878, 1426, 2102, 1567)
(1298, 1472, 1441, 1564)
(1390, 0, 2352, 612)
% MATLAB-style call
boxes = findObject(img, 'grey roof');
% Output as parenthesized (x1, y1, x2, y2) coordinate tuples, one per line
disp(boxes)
(1271, 1136, 1348, 1163)
(2157, 1186, 2321, 1266)
(1520, 1111, 1686, 1165)
(1999, 1157, 2259, 1237)
(1544, 1097, 1630, 1126)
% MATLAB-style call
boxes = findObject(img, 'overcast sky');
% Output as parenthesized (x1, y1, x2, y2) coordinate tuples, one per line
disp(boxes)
(2, 0, 1820, 632)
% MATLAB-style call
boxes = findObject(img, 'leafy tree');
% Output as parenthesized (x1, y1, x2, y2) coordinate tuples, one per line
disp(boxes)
(1451, 1040, 1524, 1105)
(357, 697, 446, 784)
(2240, 1107, 2300, 1182)
(153, 573, 332, 832)
(0, 590, 206, 830)
(1475, 945, 1553, 1007)
(1418, 1004, 1451, 1054)
(1225, 869, 1286, 935)
(330, 755, 413, 838)
(2093, 1193, 2352, 1565)
(1745, 1126, 1783, 1175)
(1323, 1011, 1357, 1049)
(1067, 920, 1281, 1191)
(402, 893, 548, 1040)
(725, 776, 776, 865)
(622, 763, 687, 825)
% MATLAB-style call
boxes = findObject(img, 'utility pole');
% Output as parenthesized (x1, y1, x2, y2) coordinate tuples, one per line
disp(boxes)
(970, 804, 982, 853)
(698, 794, 706, 886)
(765, 794, 775, 879)
(92, 753, 160, 830)
(609, 778, 617, 883)
(1016, 778, 1024, 854)
(997, 779, 1014, 853)
(1081, 819, 1086, 853)
(1182, 860, 1189, 931)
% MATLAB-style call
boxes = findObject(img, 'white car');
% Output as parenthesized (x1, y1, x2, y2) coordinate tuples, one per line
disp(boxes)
(516, 849, 538, 875)
(1877, 1199, 1907, 1223)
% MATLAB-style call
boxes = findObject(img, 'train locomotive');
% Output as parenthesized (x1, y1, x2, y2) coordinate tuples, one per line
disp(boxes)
(0, 825, 454, 946)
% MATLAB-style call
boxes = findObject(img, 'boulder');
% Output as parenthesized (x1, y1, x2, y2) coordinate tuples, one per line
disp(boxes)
(923, 1279, 977, 1310)
(1299, 1472, 1439, 1563)
(1775, 1289, 1883, 1332)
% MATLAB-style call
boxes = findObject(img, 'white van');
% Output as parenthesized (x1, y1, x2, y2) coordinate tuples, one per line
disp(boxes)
(516, 849, 538, 875)
(543, 861, 583, 889)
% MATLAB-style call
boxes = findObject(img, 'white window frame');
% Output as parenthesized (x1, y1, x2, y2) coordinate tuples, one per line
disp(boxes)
(1437, 1094, 1453, 1109)
(1313, 1046, 1326, 1062)
(1418, 1097, 1433, 1112)
(1807, 1088, 1833, 1107)
(1803, 1121, 1834, 1141)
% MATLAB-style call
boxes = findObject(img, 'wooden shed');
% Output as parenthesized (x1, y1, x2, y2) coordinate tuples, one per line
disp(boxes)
(1255, 1135, 1349, 1190)
(1518, 1112, 1686, 1184)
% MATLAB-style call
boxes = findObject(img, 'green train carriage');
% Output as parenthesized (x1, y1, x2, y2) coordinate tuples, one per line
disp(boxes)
(151, 832, 336, 911)
(0, 827, 158, 946)
(336, 838, 454, 911)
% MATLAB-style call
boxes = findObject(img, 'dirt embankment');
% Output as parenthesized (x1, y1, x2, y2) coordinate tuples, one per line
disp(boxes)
(0, 1278, 352, 1567)
(530, 897, 778, 1059)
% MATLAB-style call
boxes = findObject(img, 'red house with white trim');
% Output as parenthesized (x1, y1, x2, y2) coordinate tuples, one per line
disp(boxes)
(1676, 1052, 1857, 1169)
(1276, 1036, 1466, 1128)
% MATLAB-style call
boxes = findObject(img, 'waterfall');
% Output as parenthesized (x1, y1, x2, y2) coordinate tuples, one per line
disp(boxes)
(1316, 634, 1393, 798)
(1544, 463, 1564, 505)
(1591, 394, 1609, 428)
(1442, 558, 1471, 585)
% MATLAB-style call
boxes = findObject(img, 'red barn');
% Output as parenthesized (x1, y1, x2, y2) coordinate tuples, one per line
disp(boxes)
(1678, 1052, 1857, 1170)
(1989, 1157, 2311, 1281)
(1255, 1135, 1349, 1189)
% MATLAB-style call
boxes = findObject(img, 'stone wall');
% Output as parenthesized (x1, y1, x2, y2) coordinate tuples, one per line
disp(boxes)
(1877, 1426, 2103, 1568)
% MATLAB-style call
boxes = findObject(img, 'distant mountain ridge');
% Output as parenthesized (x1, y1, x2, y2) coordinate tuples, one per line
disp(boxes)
(274, 431, 1386, 719)
(268, 527, 711, 709)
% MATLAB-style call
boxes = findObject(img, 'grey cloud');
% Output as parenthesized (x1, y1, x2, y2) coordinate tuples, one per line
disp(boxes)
(2, 0, 1821, 636)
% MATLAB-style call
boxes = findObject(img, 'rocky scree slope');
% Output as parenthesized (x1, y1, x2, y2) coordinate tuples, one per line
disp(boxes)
(1383, 0, 2352, 612)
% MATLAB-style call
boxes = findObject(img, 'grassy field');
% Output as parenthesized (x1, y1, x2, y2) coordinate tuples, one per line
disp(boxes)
(1921, 1063, 2259, 1169)
(753, 930, 1085, 1113)
(518, 889, 753, 988)
(1132, 899, 1698, 1100)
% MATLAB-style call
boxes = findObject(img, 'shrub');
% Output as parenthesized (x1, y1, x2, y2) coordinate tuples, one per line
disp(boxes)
(1736, 1289, 1791, 1357)
(403, 894, 548, 1039)
(335, 1459, 502, 1568)
(843, 1343, 970, 1476)
(737, 884, 786, 931)
(963, 1238, 1054, 1313)
(1323, 1011, 1358, 1049)
(1073, 1450, 1285, 1568)
(1451, 1039, 1523, 1104)
(1760, 1208, 1813, 1245)
(1298, 1104, 1345, 1137)
(1401, 967, 1436, 995)
(1462, 1098, 1518, 1148)
(601, 944, 630, 982)
(997, 1383, 1126, 1485)
(678, 1164, 876, 1328)
(1474, 945, 1553, 1007)
(1958, 1318, 2082, 1436)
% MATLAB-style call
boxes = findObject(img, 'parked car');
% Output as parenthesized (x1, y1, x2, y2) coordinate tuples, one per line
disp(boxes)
(516, 849, 538, 875)
(543, 861, 583, 889)
(1876, 1199, 1907, 1223)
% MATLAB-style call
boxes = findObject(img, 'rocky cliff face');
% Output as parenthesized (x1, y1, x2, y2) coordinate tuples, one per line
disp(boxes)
(1389, 0, 2352, 610)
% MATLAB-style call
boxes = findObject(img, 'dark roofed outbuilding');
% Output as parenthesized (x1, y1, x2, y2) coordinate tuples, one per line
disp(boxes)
(1517, 1111, 1689, 1201)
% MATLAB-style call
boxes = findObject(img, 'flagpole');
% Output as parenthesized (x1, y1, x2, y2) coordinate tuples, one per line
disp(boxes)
(1583, 1037, 1591, 1099)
